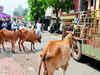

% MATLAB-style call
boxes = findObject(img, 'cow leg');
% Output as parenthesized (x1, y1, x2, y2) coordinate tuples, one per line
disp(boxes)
(31, 42, 35, 51)
(0, 44, 1, 53)
(18, 40, 22, 51)
(11, 41, 16, 53)
(32, 43, 35, 49)
(62, 63, 69, 75)
(21, 40, 25, 52)
(43, 69, 48, 75)
(44, 62, 55, 75)
(31, 43, 32, 51)
(62, 70, 66, 75)
(44, 69, 54, 75)
(2, 41, 5, 52)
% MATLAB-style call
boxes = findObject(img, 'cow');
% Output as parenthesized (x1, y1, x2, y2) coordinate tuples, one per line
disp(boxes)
(38, 32, 75, 75)
(0, 30, 4, 52)
(0, 29, 20, 53)
(18, 29, 41, 52)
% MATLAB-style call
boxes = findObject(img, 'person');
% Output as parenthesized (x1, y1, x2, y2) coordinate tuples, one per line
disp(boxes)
(64, 21, 74, 37)
(35, 20, 42, 36)
(11, 18, 18, 31)
(59, 23, 63, 34)
(7, 19, 12, 30)
(73, 16, 80, 30)
(67, 21, 74, 31)
(2, 20, 7, 29)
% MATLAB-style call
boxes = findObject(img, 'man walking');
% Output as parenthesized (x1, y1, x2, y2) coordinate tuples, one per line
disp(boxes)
(35, 20, 42, 36)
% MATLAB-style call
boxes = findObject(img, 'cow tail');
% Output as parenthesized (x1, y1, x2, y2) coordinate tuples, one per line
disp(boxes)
(38, 58, 43, 75)
(44, 59, 48, 75)
(38, 53, 48, 75)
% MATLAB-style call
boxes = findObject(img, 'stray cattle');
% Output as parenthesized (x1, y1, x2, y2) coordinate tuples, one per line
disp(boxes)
(0, 29, 20, 53)
(38, 32, 75, 75)
(18, 29, 41, 52)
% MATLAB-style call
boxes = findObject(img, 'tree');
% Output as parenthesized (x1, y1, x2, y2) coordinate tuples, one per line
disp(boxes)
(27, 0, 74, 22)
(27, 0, 60, 21)
(50, 0, 74, 31)
(23, 8, 28, 16)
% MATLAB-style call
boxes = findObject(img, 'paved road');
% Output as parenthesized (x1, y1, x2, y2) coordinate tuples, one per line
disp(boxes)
(0, 31, 100, 75)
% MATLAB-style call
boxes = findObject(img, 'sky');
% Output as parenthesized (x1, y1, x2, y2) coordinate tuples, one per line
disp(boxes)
(0, 0, 28, 15)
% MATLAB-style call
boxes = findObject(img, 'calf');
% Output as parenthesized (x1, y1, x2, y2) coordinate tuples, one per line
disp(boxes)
(18, 29, 41, 52)
(0, 29, 20, 53)
(38, 32, 74, 75)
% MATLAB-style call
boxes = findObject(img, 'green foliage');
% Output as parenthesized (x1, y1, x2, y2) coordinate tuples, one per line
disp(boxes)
(50, 0, 74, 12)
(27, 0, 49, 21)
(23, 8, 28, 16)
(27, 0, 74, 21)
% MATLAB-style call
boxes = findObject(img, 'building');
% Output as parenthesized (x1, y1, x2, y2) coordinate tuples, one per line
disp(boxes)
(44, 6, 57, 30)
(74, 0, 100, 12)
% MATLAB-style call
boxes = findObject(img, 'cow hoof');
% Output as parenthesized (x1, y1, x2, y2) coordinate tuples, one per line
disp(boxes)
(31, 50, 34, 52)
(31, 49, 35, 52)
(23, 50, 26, 52)
(12, 51, 16, 54)
(19, 49, 22, 52)
(31, 49, 33, 52)
(3, 49, 6, 52)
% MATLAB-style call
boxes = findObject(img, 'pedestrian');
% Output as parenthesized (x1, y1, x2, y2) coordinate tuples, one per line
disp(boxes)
(35, 20, 42, 36)
(73, 15, 80, 30)
(67, 21, 74, 31)
(1, 20, 7, 29)
(7, 19, 12, 30)
(11, 18, 18, 31)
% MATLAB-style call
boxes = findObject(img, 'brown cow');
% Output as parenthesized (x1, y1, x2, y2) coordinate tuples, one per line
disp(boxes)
(0, 29, 20, 53)
(0, 30, 5, 52)
(38, 32, 75, 75)
(18, 29, 41, 52)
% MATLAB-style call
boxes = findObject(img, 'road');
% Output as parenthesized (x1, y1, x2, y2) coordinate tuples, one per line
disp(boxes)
(0, 31, 100, 75)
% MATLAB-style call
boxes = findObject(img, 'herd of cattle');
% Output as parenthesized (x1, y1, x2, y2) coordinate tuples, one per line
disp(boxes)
(0, 28, 41, 53)
(0, 28, 76, 75)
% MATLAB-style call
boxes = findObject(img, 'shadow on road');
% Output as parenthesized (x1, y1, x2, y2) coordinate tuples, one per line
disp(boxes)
(80, 55, 100, 72)
(14, 48, 42, 54)
(0, 48, 42, 59)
